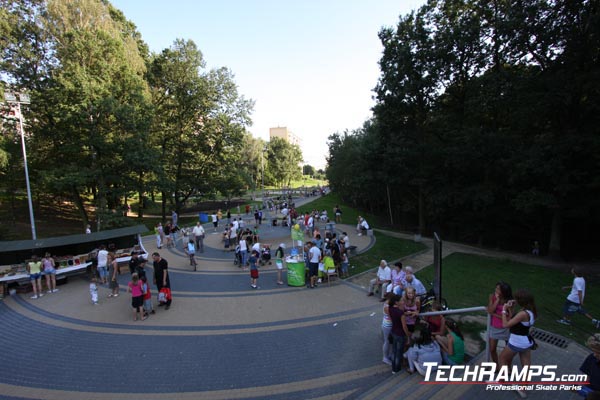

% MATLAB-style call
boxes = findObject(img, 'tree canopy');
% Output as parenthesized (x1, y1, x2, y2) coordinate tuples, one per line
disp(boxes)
(326, 0, 600, 257)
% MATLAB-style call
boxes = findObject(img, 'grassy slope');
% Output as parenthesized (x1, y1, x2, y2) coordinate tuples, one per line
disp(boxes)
(416, 252, 600, 346)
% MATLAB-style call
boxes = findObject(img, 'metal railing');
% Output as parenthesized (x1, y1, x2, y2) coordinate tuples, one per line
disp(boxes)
(419, 306, 491, 362)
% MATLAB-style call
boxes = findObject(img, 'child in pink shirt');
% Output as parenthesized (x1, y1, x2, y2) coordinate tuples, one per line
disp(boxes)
(127, 273, 145, 321)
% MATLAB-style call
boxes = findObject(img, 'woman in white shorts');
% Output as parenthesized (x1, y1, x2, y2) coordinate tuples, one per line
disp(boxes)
(275, 243, 285, 285)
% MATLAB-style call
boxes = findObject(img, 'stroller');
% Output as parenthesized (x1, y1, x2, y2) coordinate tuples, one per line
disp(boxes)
(259, 245, 272, 266)
(233, 245, 242, 266)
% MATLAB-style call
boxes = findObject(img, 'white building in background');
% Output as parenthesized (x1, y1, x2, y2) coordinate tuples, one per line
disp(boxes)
(269, 126, 301, 147)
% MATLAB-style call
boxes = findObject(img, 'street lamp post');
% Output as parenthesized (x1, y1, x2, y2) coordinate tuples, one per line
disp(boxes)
(4, 92, 37, 240)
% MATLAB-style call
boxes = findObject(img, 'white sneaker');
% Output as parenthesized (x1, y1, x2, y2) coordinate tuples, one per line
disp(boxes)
(317, 278, 322, 283)
(38, 293, 43, 297)
(52, 289, 59, 293)
(382, 358, 392, 365)
(30, 295, 38, 299)
(358, 233, 362, 236)
(47, 290, 52, 294)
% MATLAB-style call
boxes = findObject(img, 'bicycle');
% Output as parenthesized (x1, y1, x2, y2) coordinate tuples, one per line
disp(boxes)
(419, 282, 448, 312)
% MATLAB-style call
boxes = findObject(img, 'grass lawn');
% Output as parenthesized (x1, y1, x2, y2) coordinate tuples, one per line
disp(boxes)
(348, 232, 427, 276)
(416, 252, 600, 346)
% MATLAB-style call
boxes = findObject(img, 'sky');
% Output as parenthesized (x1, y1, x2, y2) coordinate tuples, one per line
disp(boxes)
(110, 0, 426, 169)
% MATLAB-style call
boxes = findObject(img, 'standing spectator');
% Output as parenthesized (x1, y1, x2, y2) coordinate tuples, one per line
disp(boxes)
(155, 223, 163, 249)
(334, 205, 342, 223)
(239, 234, 249, 269)
(217, 209, 223, 226)
(27, 255, 43, 299)
(557, 267, 600, 328)
(367, 260, 392, 299)
(171, 223, 180, 248)
(401, 287, 420, 333)
(340, 252, 349, 278)
(275, 243, 285, 285)
(249, 250, 259, 289)
(128, 251, 141, 275)
(532, 241, 540, 256)
(307, 214, 314, 237)
(389, 294, 409, 374)
(381, 294, 394, 365)
(499, 289, 536, 398)
(341, 232, 350, 250)
(107, 252, 120, 298)
(226, 209, 231, 225)
(163, 223, 173, 248)
(186, 239, 197, 271)
(42, 252, 58, 293)
(307, 241, 321, 289)
(192, 222, 205, 253)
(141, 275, 154, 316)
(404, 327, 442, 375)
(254, 209, 260, 225)
(152, 252, 172, 310)
(211, 212, 218, 232)
(171, 210, 178, 227)
(579, 334, 600, 398)
(97, 245, 109, 284)
(258, 210, 263, 225)
(89, 276, 99, 305)
(487, 281, 513, 366)
(436, 319, 465, 365)
(127, 273, 145, 321)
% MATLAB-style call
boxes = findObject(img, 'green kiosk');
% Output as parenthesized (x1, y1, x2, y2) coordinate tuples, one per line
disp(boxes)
(286, 257, 305, 286)
(287, 226, 306, 286)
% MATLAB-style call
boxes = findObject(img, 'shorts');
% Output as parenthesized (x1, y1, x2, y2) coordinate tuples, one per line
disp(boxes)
(276, 260, 283, 270)
(29, 273, 41, 281)
(43, 268, 56, 275)
(564, 299, 587, 316)
(213, 221, 218, 228)
(309, 262, 318, 277)
(97, 266, 108, 279)
(489, 326, 510, 341)
(132, 295, 143, 308)
(250, 269, 259, 279)
(507, 342, 533, 353)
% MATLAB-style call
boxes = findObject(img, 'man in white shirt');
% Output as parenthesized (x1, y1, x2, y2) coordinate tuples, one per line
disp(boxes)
(307, 215, 314, 236)
(357, 217, 370, 236)
(558, 267, 600, 328)
(192, 222, 205, 253)
(368, 260, 391, 299)
(96, 245, 109, 284)
(307, 241, 322, 288)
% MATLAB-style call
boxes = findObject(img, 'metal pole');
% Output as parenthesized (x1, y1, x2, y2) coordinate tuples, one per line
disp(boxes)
(16, 102, 37, 240)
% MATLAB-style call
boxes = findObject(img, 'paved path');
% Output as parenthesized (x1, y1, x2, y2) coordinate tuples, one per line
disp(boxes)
(0, 208, 388, 400)
(0, 197, 593, 400)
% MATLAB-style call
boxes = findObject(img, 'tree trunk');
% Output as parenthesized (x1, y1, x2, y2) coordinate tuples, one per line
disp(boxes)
(386, 184, 394, 225)
(161, 191, 167, 223)
(548, 208, 561, 257)
(418, 185, 425, 236)
(72, 187, 89, 229)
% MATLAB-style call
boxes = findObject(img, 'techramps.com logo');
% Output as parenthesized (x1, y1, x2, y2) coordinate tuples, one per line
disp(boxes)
(420, 362, 588, 392)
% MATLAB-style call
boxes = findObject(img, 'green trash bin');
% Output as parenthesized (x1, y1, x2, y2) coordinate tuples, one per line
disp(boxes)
(286, 258, 305, 287)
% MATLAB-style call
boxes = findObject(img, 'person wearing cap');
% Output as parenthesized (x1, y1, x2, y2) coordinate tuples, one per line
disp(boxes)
(275, 243, 286, 285)
(579, 334, 600, 398)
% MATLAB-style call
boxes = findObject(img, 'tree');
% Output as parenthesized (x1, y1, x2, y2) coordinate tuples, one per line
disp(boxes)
(302, 164, 315, 177)
(265, 137, 302, 188)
